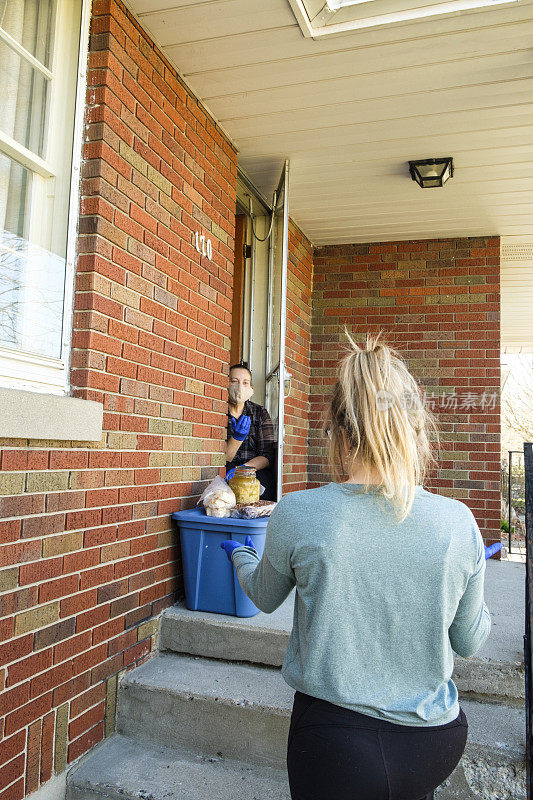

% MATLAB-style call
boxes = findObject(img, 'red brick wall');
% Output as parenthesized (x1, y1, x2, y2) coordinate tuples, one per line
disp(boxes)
(0, 2, 237, 797)
(283, 221, 313, 494)
(309, 237, 501, 547)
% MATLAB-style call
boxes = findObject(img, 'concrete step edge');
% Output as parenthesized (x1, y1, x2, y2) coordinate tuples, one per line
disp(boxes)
(66, 734, 290, 800)
(117, 653, 525, 768)
(159, 606, 525, 702)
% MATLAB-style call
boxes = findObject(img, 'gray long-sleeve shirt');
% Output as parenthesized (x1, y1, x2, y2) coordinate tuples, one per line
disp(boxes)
(231, 481, 491, 727)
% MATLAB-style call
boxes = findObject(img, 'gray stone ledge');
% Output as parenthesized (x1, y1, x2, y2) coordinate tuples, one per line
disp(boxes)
(0, 388, 103, 442)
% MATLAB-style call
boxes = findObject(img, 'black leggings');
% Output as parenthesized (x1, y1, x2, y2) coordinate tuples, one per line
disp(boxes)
(287, 691, 468, 800)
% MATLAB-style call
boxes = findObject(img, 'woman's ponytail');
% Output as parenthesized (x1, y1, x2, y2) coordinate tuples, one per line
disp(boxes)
(325, 329, 439, 521)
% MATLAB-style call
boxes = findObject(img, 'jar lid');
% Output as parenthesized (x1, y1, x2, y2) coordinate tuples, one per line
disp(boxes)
(234, 465, 256, 476)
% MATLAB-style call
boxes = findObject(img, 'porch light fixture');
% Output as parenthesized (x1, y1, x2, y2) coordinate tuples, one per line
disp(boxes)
(408, 157, 454, 188)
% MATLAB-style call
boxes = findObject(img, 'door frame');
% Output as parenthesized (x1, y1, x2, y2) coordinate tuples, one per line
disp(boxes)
(265, 159, 290, 500)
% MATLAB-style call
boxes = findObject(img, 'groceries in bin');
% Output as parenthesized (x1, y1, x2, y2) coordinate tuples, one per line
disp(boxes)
(197, 472, 276, 518)
(230, 500, 277, 519)
(197, 475, 236, 517)
(228, 465, 263, 503)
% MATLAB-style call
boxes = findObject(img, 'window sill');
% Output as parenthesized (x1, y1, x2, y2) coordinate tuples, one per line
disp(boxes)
(0, 388, 103, 442)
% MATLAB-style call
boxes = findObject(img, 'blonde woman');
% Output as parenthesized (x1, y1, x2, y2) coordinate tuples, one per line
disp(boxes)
(221, 331, 491, 800)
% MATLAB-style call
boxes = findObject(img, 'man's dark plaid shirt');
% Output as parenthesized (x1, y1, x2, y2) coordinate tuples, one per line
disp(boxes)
(226, 399, 276, 470)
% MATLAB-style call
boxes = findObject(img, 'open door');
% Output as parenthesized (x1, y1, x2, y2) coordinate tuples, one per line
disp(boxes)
(264, 160, 291, 501)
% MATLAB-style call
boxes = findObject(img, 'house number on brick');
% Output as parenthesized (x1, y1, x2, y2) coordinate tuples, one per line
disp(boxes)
(194, 231, 212, 260)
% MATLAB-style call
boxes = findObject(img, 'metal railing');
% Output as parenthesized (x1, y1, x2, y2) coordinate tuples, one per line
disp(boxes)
(524, 441, 532, 798)
(505, 449, 526, 555)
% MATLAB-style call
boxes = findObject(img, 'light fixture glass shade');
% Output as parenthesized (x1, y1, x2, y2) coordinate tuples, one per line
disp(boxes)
(408, 157, 454, 188)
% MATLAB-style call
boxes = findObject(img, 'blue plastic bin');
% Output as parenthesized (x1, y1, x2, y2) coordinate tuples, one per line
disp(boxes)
(172, 507, 269, 617)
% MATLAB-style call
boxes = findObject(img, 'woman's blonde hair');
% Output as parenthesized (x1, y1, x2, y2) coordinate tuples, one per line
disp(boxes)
(325, 329, 440, 522)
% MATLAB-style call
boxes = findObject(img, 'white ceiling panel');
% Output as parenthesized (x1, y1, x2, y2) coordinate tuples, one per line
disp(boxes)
(136, 0, 296, 47)
(125, 0, 533, 248)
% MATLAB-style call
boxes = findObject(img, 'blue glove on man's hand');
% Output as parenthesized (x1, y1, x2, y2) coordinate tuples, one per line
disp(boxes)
(230, 414, 251, 441)
(225, 467, 236, 483)
(220, 535, 256, 562)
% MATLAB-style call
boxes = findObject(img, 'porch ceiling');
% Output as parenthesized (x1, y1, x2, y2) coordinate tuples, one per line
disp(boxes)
(127, 0, 533, 246)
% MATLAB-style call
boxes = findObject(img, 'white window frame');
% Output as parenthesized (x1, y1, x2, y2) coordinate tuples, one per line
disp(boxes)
(0, 0, 92, 395)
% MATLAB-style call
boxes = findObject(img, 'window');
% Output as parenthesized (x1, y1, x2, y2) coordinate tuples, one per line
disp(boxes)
(0, 0, 87, 394)
(288, 0, 520, 37)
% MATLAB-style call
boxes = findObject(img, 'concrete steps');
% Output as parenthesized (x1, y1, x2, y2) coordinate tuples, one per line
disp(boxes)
(67, 734, 290, 800)
(116, 653, 292, 769)
(159, 600, 524, 706)
(116, 651, 525, 773)
(159, 559, 526, 706)
(67, 559, 527, 800)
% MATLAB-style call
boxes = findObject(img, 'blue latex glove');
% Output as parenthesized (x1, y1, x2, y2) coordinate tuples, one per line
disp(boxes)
(485, 542, 502, 559)
(220, 535, 256, 562)
(230, 414, 251, 442)
(225, 467, 236, 483)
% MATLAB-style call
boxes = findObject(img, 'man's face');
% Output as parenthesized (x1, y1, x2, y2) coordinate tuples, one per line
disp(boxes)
(229, 368, 253, 404)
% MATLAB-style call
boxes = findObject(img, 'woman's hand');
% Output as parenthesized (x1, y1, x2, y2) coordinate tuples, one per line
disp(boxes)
(220, 535, 256, 562)
(230, 415, 251, 441)
(484, 542, 502, 559)
(225, 467, 236, 483)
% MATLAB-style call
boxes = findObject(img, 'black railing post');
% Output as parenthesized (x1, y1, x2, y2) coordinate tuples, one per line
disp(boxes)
(509, 450, 513, 554)
(524, 441, 533, 798)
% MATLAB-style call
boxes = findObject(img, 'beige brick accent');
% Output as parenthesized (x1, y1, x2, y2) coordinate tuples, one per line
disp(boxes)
(156, 530, 174, 548)
(54, 704, 69, 773)
(106, 432, 138, 449)
(440, 469, 470, 480)
(100, 541, 130, 562)
(148, 418, 173, 435)
(170, 452, 193, 467)
(185, 378, 203, 395)
(0, 473, 25, 495)
(181, 466, 202, 481)
(160, 467, 183, 483)
(455, 275, 486, 285)
(0, 567, 19, 592)
(15, 602, 59, 635)
(159, 193, 182, 219)
(104, 469, 135, 487)
(147, 164, 172, 195)
(137, 618, 158, 641)
(149, 452, 173, 467)
(443, 451, 470, 462)
(119, 141, 148, 176)
(105, 674, 118, 737)
(25, 471, 69, 493)
(160, 403, 183, 420)
(186, 439, 204, 452)
(211, 222, 228, 245)
(172, 421, 193, 436)
(110, 283, 141, 309)
(42, 532, 84, 558)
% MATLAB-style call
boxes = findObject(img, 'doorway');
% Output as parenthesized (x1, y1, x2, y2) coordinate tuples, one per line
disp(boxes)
(230, 163, 290, 500)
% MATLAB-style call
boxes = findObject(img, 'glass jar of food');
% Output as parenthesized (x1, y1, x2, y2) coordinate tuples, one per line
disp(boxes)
(228, 465, 260, 504)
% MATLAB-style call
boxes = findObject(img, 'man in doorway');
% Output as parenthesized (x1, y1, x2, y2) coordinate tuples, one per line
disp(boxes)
(225, 362, 277, 501)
